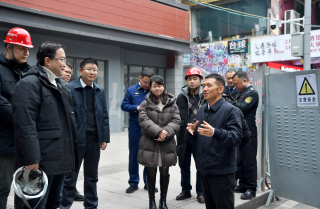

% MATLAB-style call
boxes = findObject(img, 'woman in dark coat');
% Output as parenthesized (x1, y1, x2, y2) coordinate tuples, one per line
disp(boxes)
(138, 75, 181, 209)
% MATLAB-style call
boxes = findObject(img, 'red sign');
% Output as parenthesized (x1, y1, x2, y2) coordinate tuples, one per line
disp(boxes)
(266, 62, 303, 71)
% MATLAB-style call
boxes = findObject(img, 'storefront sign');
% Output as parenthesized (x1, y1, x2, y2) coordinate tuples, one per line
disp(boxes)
(296, 74, 318, 107)
(251, 30, 320, 63)
(267, 62, 303, 71)
(228, 39, 248, 54)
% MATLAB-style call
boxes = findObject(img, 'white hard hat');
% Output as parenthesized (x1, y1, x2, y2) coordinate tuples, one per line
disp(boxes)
(12, 167, 48, 209)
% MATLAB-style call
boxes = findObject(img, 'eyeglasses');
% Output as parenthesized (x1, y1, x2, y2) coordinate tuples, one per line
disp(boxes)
(83, 68, 98, 73)
(51, 57, 67, 63)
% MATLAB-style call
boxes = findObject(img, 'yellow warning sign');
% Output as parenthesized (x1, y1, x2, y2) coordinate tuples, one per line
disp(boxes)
(299, 77, 315, 95)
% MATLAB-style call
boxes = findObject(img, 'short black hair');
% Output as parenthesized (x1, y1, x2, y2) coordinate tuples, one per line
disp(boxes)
(80, 58, 98, 69)
(226, 69, 236, 75)
(66, 61, 72, 70)
(36, 41, 64, 66)
(141, 68, 154, 78)
(233, 70, 249, 81)
(205, 73, 225, 87)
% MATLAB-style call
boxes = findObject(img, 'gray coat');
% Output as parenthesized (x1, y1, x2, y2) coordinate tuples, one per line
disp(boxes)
(138, 93, 181, 167)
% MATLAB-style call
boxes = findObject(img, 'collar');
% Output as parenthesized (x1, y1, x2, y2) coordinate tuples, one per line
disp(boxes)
(228, 86, 236, 91)
(207, 97, 225, 112)
(137, 82, 148, 92)
(246, 84, 252, 89)
(43, 66, 58, 87)
(80, 78, 93, 88)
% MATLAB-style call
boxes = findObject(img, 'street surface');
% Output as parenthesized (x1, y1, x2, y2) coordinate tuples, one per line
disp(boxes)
(6, 131, 314, 209)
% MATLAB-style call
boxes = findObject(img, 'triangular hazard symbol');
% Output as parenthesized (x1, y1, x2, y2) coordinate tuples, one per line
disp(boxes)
(299, 77, 315, 95)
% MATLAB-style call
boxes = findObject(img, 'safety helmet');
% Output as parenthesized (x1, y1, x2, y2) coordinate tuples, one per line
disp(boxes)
(12, 167, 48, 202)
(4, 27, 34, 48)
(185, 67, 203, 80)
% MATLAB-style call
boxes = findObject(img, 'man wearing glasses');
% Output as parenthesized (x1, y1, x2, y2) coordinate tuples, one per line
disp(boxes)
(12, 41, 79, 208)
(121, 68, 155, 193)
(61, 58, 110, 209)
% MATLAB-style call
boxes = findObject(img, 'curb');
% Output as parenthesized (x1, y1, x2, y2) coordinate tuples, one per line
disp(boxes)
(236, 191, 270, 209)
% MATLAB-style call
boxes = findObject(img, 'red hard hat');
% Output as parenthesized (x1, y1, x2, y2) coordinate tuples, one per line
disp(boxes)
(185, 67, 203, 80)
(4, 27, 33, 48)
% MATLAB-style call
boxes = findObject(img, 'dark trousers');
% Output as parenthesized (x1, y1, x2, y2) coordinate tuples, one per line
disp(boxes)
(201, 173, 236, 209)
(61, 142, 100, 209)
(15, 174, 65, 209)
(0, 155, 16, 209)
(178, 141, 203, 194)
(237, 136, 258, 192)
(128, 125, 147, 186)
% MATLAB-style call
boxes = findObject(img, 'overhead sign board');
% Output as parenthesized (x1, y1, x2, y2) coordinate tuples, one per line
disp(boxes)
(251, 30, 320, 63)
(228, 39, 248, 54)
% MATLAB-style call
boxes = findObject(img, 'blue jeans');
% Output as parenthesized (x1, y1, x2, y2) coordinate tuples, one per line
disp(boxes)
(0, 155, 16, 209)
(15, 174, 65, 209)
(178, 141, 203, 194)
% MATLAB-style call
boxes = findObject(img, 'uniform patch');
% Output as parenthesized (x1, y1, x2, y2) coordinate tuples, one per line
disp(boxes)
(135, 92, 139, 96)
(245, 97, 252, 103)
(240, 96, 244, 98)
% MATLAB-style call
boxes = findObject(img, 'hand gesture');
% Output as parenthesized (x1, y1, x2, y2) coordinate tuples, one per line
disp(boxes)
(158, 130, 168, 141)
(137, 106, 140, 111)
(186, 120, 199, 135)
(197, 121, 215, 137)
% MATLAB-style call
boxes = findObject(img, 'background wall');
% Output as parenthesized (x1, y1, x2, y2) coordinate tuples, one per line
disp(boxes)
(1, 0, 189, 41)
(187, 42, 254, 82)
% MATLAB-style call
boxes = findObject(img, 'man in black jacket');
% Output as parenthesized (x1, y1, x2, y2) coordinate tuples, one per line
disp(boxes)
(0, 27, 33, 209)
(223, 69, 239, 99)
(232, 71, 259, 200)
(12, 41, 79, 209)
(176, 67, 206, 203)
(187, 73, 242, 209)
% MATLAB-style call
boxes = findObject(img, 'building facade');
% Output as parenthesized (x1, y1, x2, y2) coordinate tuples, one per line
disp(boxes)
(0, 0, 191, 132)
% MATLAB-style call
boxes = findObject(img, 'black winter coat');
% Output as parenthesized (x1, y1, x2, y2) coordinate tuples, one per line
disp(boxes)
(176, 85, 206, 159)
(0, 54, 30, 157)
(138, 93, 181, 167)
(12, 63, 79, 175)
(188, 98, 243, 175)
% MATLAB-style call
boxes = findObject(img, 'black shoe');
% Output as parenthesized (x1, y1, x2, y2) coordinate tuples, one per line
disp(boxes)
(74, 190, 84, 201)
(197, 194, 205, 204)
(176, 191, 191, 200)
(240, 190, 256, 200)
(234, 186, 246, 193)
(144, 185, 159, 193)
(126, 185, 139, 193)
(149, 199, 158, 209)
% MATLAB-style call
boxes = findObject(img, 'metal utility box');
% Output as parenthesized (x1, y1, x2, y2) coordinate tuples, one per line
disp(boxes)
(291, 33, 304, 57)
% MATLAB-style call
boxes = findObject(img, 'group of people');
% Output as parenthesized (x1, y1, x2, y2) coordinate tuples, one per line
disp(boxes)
(0, 27, 259, 209)
(0, 27, 109, 209)
(121, 67, 259, 209)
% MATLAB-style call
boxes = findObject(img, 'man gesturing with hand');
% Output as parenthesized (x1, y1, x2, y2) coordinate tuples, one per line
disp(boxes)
(187, 73, 242, 209)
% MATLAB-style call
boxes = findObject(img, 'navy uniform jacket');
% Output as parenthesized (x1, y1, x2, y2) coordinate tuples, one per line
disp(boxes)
(223, 86, 239, 100)
(187, 98, 243, 175)
(235, 85, 259, 136)
(121, 83, 150, 125)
